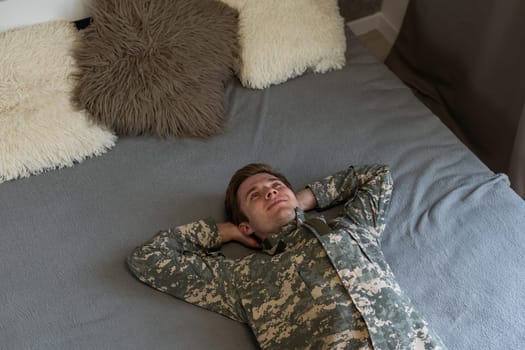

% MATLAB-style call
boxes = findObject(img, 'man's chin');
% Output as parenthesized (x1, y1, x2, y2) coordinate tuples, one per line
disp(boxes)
(275, 207, 296, 224)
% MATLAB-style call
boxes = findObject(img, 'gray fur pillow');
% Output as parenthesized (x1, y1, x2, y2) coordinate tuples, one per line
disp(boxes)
(73, 0, 238, 137)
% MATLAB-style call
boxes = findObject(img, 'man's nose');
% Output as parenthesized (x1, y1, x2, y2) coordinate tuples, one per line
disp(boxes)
(265, 187, 278, 199)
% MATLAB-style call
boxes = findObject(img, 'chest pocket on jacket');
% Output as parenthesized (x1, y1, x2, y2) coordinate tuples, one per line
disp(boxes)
(237, 260, 314, 323)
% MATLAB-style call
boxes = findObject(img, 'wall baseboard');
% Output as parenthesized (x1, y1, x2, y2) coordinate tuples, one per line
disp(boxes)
(347, 12, 399, 45)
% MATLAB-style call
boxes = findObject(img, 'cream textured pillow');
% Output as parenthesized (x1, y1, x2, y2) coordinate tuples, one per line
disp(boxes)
(0, 21, 116, 183)
(219, 0, 347, 89)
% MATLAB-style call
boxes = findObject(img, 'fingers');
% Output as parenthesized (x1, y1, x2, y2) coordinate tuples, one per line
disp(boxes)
(241, 234, 261, 249)
(218, 222, 261, 248)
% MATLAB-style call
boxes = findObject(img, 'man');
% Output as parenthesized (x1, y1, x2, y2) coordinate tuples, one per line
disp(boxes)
(128, 163, 445, 349)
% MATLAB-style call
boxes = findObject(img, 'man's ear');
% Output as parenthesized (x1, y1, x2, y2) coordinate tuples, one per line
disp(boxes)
(238, 222, 254, 235)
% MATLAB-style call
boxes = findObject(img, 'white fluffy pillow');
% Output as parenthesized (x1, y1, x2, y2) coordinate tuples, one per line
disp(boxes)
(219, 0, 347, 89)
(0, 21, 116, 183)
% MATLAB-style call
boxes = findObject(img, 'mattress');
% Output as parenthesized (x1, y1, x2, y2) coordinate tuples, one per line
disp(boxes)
(1, 31, 524, 349)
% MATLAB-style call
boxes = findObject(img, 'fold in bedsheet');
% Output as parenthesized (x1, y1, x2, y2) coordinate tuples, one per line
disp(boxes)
(1, 30, 524, 349)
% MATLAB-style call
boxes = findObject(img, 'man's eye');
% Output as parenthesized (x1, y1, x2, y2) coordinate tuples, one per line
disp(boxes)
(250, 193, 260, 200)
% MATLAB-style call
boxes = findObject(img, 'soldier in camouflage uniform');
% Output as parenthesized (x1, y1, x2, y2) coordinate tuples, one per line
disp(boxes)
(128, 164, 446, 349)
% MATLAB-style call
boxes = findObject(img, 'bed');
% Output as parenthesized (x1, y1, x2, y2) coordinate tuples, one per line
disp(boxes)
(2, 12, 525, 350)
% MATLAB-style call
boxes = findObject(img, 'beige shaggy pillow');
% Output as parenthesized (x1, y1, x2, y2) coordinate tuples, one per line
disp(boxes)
(0, 21, 116, 184)
(73, 0, 238, 138)
(219, 0, 347, 89)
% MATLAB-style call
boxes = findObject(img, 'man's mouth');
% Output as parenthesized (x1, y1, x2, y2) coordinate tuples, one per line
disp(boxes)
(268, 198, 287, 210)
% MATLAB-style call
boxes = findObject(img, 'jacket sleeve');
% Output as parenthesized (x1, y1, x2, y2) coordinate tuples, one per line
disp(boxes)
(127, 218, 246, 323)
(307, 164, 393, 238)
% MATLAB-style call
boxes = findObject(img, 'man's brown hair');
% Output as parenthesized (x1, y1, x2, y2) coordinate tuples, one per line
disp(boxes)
(225, 163, 293, 225)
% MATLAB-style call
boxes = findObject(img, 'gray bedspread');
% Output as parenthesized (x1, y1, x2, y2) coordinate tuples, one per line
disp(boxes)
(2, 31, 524, 349)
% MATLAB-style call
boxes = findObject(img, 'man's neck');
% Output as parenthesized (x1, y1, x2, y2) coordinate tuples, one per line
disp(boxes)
(256, 207, 305, 240)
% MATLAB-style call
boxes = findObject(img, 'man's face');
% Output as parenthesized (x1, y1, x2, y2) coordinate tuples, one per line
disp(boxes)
(237, 172, 299, 239)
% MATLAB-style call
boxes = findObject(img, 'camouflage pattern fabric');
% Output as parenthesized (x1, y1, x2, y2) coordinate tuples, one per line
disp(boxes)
(128, 165, 446, 349)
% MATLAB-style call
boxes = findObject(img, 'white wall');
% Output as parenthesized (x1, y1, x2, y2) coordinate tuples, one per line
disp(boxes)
(347, 0, 409, 44)
(381, 0, 409, 33)
(0, 0, 91, 31)
(0, 0, 410, 34)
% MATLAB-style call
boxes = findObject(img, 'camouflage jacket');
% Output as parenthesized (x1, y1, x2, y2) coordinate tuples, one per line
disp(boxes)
(128, 165, 445, 350)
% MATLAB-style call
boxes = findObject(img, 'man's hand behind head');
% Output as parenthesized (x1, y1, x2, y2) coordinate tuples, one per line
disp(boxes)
(217, 222, 261, 249)
(296, 188, 317, 212)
